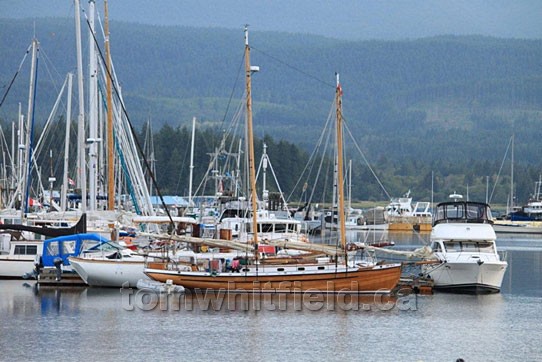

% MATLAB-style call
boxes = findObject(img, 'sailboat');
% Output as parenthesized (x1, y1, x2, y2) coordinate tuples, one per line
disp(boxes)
(144, 28, 402, 293)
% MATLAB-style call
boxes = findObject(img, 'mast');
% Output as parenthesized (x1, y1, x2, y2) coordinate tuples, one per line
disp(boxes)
(335, 73, 347, 258)
(87, 0, 98, 211)
(244, 26, 259, 247)
(104, 0, 115, 210)
(74, 0, 87, 212)
(188, 116, 196, 207)
(510, 133, 514, 212)
(61, 73, 73, 211)
(21, 38, 39, 218)
(17, 103, 23, 195)
(262, 143, 268, 207)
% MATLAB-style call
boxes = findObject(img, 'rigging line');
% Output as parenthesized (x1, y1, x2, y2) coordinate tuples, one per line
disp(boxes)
(308, 107, 335, 206)
(251, 46, 335, 89)
(39, 48, 67, 100)
(343, 119, 391, 200)
(0, 43, 32, 110)
(219, 51, 246, 133)
(286, 99, 335, 203)
(82, 10, 174, 223)
(489, 134, 513, 204)
(0, 126, 15, 171)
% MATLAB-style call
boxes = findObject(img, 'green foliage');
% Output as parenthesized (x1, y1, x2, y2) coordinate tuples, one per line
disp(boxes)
(1, 19, 541, 206)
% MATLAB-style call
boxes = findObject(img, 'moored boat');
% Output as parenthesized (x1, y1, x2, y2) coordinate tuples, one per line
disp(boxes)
(144, 28, 402, 294)
(422, 199, 507, 293)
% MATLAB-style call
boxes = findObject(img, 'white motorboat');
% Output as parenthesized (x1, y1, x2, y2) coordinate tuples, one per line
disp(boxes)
(0, 234, 43, 278)
(422, 200, 508, 293)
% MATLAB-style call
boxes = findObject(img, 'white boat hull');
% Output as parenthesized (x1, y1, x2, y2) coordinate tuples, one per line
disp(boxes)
(0, 258, 36, 278)
(69, 257, 150, 287)
(423, 258, 507, 293)
(492, 222, 542, 234)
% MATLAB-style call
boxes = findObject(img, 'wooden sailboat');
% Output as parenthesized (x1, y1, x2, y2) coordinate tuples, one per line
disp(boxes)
(144, 27, 402, 293)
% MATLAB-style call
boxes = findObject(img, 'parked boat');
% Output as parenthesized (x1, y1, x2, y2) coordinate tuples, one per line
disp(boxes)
(0, 214, 87, 279)
(0, 235, 43, 278)
(422, 199, 508, 293)
(6, 233, 116, 285)
(386, 192, 432, 232)
(69, 246, 150, 288)
(136, 278, 185, 293)
(144, 29, 402, 293)
(498, 178, 542, 222)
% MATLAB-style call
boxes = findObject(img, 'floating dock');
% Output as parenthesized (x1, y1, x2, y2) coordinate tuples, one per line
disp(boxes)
(37, 268, 86, 287)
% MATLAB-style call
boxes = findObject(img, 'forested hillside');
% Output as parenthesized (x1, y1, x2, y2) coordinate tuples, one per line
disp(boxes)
(1, 18, 541, 205)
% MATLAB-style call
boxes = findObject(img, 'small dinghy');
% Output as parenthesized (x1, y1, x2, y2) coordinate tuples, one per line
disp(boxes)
(136, 278, 185, 294)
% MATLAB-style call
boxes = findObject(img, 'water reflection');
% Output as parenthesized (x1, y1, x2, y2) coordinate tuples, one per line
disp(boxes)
(119, 288, 418, 314)
(0, 230, 540, 362)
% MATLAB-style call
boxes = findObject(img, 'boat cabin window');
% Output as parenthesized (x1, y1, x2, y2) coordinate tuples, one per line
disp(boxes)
(63, 240, 76, 254)
(466, 204, 488, 220)
(460, 241, 495, 253)
(288, 223, 298, 232)
(274, 223, 286, 233)
(444, 205, 464, 219)
(259, 223, 275, 233)
(46, 242, 60, 257)
(443, 242, 458, 252)
(87, 241, 123, 253)
(431, 242, 442, 252)
(14, 245, 38, 255)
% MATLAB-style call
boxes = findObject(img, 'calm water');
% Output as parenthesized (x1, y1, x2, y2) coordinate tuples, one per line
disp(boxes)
(1, 233, 541, 362)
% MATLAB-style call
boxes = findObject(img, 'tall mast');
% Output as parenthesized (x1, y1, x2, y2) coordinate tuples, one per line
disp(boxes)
(104, 0, 115, 210)
(510, 133, 514, 211)
(87, 0, 98, 211)
(74, 0, 87, 212)
(335, 73, 347, 256)
(17, 103, 23, 193)
(61, 73, 74, 211)
(21, 38, 39, 218)
(262, 143, 268, 207)
(188, 116, 196, 207)
(244, 26, 259, 247)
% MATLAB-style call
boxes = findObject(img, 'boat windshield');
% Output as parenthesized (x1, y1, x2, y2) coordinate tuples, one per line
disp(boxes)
(85, 240, 124, 252)
(434, 202, 492, 224)
(443, 241, 495, 253)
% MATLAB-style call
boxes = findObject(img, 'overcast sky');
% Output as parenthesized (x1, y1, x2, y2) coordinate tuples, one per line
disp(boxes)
(1, 0, 541, 40)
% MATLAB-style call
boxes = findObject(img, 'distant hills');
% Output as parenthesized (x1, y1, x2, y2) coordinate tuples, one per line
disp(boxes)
(1, 18, 542, 202)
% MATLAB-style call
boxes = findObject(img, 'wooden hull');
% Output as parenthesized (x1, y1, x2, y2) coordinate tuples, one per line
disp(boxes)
(145, 263, 402, 293)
